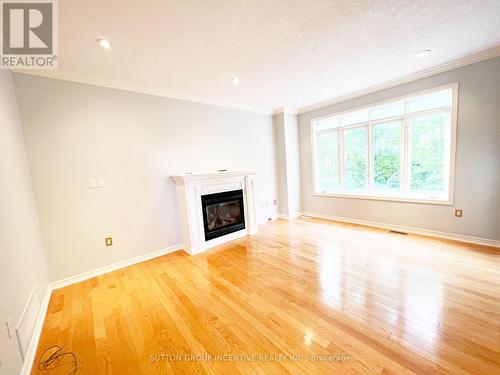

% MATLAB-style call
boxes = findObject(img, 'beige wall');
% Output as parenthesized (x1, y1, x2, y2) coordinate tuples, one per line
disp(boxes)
(284, 113, 301, 217)
(0, 71, 48, 374)
(299, 57, 500, 241)
(273, 114, 289, 215)
(273, 112, 301, 217)
(13, 74, 278, 282)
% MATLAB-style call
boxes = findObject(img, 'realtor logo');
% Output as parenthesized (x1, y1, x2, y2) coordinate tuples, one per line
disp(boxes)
(1, 0, 58, 69)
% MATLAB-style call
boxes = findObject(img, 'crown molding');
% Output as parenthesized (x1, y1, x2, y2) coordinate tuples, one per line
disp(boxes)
(13, 46, 500, 117)
(297, 45, 500, 115)
(11, 70, 274, 115)
(272, 106, 299, 116)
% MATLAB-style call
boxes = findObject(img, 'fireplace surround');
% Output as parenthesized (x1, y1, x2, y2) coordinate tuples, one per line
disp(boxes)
(171, 170, 257, 254)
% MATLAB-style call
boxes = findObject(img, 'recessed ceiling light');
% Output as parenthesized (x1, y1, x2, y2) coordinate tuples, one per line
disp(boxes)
(296, 96, 303, 101)
(97, 38, 112, 49)
(417, 49, 431, 58)
(232, 77, 240, 85)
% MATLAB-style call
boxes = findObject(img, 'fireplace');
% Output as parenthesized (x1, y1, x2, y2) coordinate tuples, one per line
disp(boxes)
(172, 170, 257, 254)
(201, 189, 245, 241)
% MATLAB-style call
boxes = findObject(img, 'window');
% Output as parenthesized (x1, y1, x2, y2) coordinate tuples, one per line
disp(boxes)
(312, 84, 457, 203)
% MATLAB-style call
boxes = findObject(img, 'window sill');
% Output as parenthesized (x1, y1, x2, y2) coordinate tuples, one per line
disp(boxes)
(312, 192, 453, 206)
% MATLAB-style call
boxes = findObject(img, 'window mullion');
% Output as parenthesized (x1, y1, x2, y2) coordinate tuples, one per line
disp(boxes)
(402, 116, 410, 194)
(367, 123, 373, 193)
(339, 128, 343, 192)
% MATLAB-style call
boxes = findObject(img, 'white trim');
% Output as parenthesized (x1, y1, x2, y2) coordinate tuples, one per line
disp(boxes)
(19, 285, 51, 375)
(312, 192, 452, 206)
(311, 83, 458, 205)
(171, 170, 256, 184)
(50, 243, 183, 290)
(300, 211, 500, 248)
(277, 212, 301, 220)
(298, 45, 500, 114)
(448, 83, 459, 205)
(273, 107, 299, 115)
(11, 71, 273, 115)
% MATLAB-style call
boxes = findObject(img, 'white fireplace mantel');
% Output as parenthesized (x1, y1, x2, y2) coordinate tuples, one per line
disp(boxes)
(171, 170, 258, 255)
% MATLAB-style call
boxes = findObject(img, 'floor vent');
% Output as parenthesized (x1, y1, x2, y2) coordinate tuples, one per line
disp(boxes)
(389, 230, 408, 235)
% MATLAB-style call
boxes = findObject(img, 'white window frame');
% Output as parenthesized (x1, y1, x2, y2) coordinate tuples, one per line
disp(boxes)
(311, 83, 458, 205)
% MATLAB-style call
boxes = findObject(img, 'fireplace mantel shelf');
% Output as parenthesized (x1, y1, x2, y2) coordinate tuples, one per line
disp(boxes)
(171, 170, 257, 184)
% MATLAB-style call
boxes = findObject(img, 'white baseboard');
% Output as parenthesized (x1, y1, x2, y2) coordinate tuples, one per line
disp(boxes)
(50, 243, 184, 290)
(19, 284, 51, 375)
(300, 211, 500, 248)
(277, 212, 301, 220)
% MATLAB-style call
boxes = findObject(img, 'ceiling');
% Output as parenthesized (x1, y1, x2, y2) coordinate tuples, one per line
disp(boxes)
(19, 0, 500, 114)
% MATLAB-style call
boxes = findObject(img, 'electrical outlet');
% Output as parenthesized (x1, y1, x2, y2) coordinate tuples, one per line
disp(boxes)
(5, 317, 13, 339)
(105, 237, 113, 246)
(273, 199, 277, 205)
(455, 209, 463, 217)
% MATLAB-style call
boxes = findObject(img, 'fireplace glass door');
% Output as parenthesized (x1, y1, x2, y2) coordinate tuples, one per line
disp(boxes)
(201, 189, 245, 241)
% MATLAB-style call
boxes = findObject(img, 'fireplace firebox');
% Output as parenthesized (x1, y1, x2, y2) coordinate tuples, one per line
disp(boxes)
(201, 189, 245, 241)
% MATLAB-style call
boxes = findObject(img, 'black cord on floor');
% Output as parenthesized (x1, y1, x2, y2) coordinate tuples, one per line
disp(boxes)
(37, 345, 78, 374)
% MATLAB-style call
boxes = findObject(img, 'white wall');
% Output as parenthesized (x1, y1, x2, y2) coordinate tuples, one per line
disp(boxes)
(0, 71, 48, 374)
(299, 57, 500, 241)
(13, 74, 278, 282)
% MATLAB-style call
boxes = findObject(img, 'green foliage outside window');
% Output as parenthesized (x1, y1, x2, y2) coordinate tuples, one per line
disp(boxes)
(343, 127, 367, 191)
(410, 113, 447, 192)
(317, 132, 339, 191)
(314, 109, 449, 198)
(373, 122, 401, 192)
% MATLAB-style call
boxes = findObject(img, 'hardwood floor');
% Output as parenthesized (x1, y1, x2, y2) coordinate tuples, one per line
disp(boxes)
(32, 217, 500, 374)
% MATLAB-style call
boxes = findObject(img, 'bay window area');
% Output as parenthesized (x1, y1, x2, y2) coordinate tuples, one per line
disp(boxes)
(312, 84, 457, 204)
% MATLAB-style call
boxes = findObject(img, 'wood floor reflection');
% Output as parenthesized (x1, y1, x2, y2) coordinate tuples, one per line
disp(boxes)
(32, 217, 500, 374)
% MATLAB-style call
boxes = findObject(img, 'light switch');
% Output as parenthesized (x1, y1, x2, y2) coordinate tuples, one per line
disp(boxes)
(5, 317, 13, 339)
(96, 178, 105, 188)
(88, 178, 97, 188)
